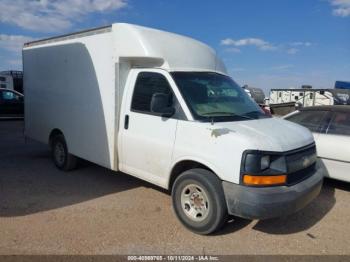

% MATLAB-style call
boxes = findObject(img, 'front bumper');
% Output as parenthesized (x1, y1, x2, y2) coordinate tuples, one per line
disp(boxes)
(222, 165, 324, 220)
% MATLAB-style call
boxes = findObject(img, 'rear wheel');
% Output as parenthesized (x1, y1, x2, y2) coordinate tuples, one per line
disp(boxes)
(172, 168, 228, 235)
(51, 134, 77, 171)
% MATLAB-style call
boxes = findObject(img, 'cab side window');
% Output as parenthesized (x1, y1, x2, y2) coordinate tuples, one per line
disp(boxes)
(327, 112, 350, 136)
(131, 72, 173, 113)
(286, 110, 329, 133)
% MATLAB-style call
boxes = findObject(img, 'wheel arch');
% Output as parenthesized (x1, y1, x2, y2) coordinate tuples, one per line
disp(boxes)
(168, 158, 222, 192)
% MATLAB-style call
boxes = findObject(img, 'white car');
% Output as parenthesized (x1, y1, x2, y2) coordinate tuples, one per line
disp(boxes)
(284, 105, 350, 182)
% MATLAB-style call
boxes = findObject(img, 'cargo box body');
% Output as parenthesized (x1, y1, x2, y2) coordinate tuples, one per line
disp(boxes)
(24, 27, 116, 169)
(23, 23, 226, 171)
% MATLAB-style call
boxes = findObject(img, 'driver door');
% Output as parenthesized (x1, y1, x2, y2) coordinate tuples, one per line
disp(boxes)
(119, 69, 181, 187)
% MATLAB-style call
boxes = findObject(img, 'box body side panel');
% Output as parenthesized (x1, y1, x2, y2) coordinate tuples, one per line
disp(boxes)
(24, 32, 116, 169)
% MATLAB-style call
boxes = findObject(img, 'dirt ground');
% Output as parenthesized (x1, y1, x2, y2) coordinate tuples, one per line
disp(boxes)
(0, 120, 349, 255)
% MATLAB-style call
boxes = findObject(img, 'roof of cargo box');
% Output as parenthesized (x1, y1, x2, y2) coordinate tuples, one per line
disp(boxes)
(112, 23, 227, 73)
(23, 23, 227, 74)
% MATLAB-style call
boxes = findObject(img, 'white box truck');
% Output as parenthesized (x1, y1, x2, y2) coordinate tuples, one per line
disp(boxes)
(23, 23, 323, 234)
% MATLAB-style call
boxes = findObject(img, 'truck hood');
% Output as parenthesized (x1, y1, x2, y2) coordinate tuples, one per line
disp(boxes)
(212, 117, 314, 152)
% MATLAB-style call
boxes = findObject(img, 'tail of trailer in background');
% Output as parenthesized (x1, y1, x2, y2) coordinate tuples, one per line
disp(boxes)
(0, 74, 14, 90)
(0, 71, 23, 93)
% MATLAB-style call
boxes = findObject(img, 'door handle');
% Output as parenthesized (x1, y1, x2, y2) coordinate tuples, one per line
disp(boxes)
(124, 114, 129, 130)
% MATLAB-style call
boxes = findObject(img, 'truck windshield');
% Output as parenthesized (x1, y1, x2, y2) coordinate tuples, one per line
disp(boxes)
(171, 72, 268, 122)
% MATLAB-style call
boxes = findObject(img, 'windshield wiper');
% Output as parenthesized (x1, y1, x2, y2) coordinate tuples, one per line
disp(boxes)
(201, 111, 235, 116)
(242, 111, 268, 119)
(201, 112, 254, 120)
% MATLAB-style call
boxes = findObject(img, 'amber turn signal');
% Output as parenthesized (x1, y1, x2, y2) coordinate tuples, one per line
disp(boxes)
(243, 174, 287, 186)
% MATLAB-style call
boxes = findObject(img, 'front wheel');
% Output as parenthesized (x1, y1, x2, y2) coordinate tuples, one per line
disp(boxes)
(172, 168, 228, 235)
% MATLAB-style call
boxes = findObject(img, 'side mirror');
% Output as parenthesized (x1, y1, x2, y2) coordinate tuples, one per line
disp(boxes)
(150, 93, 175, 117)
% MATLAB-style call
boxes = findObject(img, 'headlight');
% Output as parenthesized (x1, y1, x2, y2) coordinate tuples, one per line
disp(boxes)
(260, 155, 270, 170)
(242, 152, 287, 186)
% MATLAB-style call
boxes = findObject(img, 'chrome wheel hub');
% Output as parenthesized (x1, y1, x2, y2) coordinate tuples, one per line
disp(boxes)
(181, 184, 209, 222)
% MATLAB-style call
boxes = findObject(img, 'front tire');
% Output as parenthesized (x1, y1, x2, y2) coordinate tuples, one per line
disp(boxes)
(172, 168, 228, 235)
(51, 134, 78, 171)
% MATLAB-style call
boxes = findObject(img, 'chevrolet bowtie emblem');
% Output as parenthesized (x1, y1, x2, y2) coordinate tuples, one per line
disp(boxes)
(302, 156, 311, 167)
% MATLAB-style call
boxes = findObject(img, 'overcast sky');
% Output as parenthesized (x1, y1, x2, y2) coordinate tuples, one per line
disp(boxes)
(0, 0, 349, 93)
